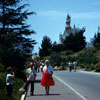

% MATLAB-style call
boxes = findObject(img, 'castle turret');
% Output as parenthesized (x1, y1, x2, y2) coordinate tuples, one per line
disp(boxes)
(65, 14, 71, 36)
(60, 13, 85, 42)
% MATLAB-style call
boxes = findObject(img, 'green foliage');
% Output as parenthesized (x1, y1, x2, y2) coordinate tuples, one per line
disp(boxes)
(66, 50, 73, 55)
(0, 73, 6, 90)
(60, 57, 67, 70)
(39, 36, 52, 57)
(34, 56, 40, 61)
(52, 41, 64, 52)
(0, 63, 4, 72)
(93, 32, 100, 50)
(62, 29, 86, 52)
(0, 0, 36, 70)
(50, 52, 62, 67)
(66, 55, 77, 62)
(78, 48, 98, 65)
(85, 64, 95, 71)
(94, 62, 100, 72)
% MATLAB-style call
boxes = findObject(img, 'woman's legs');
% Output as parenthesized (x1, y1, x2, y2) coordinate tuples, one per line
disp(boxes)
(45, 86, 50, 95)
(45, 87, 48, 94)
(47, 87, 50, 94)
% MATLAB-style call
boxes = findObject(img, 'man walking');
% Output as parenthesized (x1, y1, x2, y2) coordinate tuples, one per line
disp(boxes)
(73, 61, 77, 72)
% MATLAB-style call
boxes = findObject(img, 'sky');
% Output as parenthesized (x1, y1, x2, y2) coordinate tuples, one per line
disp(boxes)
(21, 0, 100, 53)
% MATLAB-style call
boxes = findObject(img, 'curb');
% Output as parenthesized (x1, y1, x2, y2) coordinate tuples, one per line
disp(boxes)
(79, 70, 100, 75)
(21, 92, 27, 100)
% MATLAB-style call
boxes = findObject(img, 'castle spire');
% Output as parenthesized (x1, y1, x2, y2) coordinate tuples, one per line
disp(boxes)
(65, 14, 71, 36)
(66, 14, 71, 28)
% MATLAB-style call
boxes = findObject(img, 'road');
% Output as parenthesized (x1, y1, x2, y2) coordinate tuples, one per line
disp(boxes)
(25, 70, 100, 100)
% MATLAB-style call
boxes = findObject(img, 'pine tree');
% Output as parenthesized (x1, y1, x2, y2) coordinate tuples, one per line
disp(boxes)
(0, 0, 36, 70)
(62, 29, 86, 52)
(39, 36, 52, 57)
(52, 41, 64, 52)
(93, 32, 100, 49)
(74, 30, 86, 52)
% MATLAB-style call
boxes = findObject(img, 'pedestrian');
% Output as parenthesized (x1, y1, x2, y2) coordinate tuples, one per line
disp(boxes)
(68, 61, 73, 72)
(40, 60, 45, 72)
(41, 60, 55, 95)
(6, 67, 15, 98)
(34, 61, 39, 72)
(73, 61, 77, 72)
(24, 62, 36, 95)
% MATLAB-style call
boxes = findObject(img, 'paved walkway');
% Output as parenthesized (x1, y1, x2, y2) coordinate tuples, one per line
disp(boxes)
(25, 72, 83, 100)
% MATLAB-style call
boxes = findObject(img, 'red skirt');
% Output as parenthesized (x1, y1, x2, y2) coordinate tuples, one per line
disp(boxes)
(41, 73, 55, 86)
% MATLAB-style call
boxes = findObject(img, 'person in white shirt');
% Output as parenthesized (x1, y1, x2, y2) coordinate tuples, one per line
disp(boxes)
(6, 67, 15, 98)
(24, 62, 36, 95)
(40, 60, 45, 72)
(73, 61, 77, 72)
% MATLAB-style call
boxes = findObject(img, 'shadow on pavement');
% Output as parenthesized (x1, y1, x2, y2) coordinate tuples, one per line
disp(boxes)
(26, 94, 60, 97)
(48, 94, 61, 96)
(34, 80, 41, 83)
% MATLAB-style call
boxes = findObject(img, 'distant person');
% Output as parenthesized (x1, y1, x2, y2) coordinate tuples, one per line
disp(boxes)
(40, 60, 45, 72)
(37, 62, 40, 73)
(24, 62, 36, 95)
(68, 61, 73, 72)
(40, 64, 44, 73)
(73, 61, 77, 72)
(41, 60, 55, 95)
(6, 67, 15, 98)
(34, 61, 39, 72)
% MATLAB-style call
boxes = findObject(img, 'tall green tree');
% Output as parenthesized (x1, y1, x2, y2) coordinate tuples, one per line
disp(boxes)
(62, 29, 86, 52)
(50, 52, 62, 66)
(52, 41, 64, 52)
(93, 32, 100, 49)
(0, 0, 36, 70)
(39, 36, 52, 57)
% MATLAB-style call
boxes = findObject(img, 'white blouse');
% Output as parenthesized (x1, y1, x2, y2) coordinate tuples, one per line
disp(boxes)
(43, 65, 53, 74)
(6, 74, 14, 85)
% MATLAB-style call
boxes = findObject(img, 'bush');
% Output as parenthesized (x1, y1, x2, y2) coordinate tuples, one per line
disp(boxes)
(0, 63, 4, 72)
(80, 64, 85, 68)
(94, 62, 100, 72)
(66, 56, 77, 62)
(88, 64, 95, 70)
(85, 64, 95, 71)
(78, 48, 98, 65)
(0, 73, 6, 90)
(66, 50, 73, 55)
(50, 52, 62, 67)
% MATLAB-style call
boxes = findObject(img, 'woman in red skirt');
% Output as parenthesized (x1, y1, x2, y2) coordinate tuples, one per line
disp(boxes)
(41, 60, 55, 95)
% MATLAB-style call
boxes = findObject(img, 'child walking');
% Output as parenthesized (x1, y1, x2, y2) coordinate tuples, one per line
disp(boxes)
(41, 60, 55, 95)
(6, 67, 15, 98)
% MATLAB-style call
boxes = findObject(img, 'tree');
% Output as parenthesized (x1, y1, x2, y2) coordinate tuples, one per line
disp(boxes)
(63, 33, 74, 51)
(0, 0, 36, 70)
(93, 32, 100, 49)
(39, 36, 52, 57)
(74, 30, 87, 52)
(62, 29, 86, 52)
(78, 48, 97, 65)
(52, 41, 64, 52)
(50, 52, 62, 67)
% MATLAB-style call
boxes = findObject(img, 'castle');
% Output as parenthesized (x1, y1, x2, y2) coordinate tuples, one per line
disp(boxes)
(60, 14, 85, 40)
